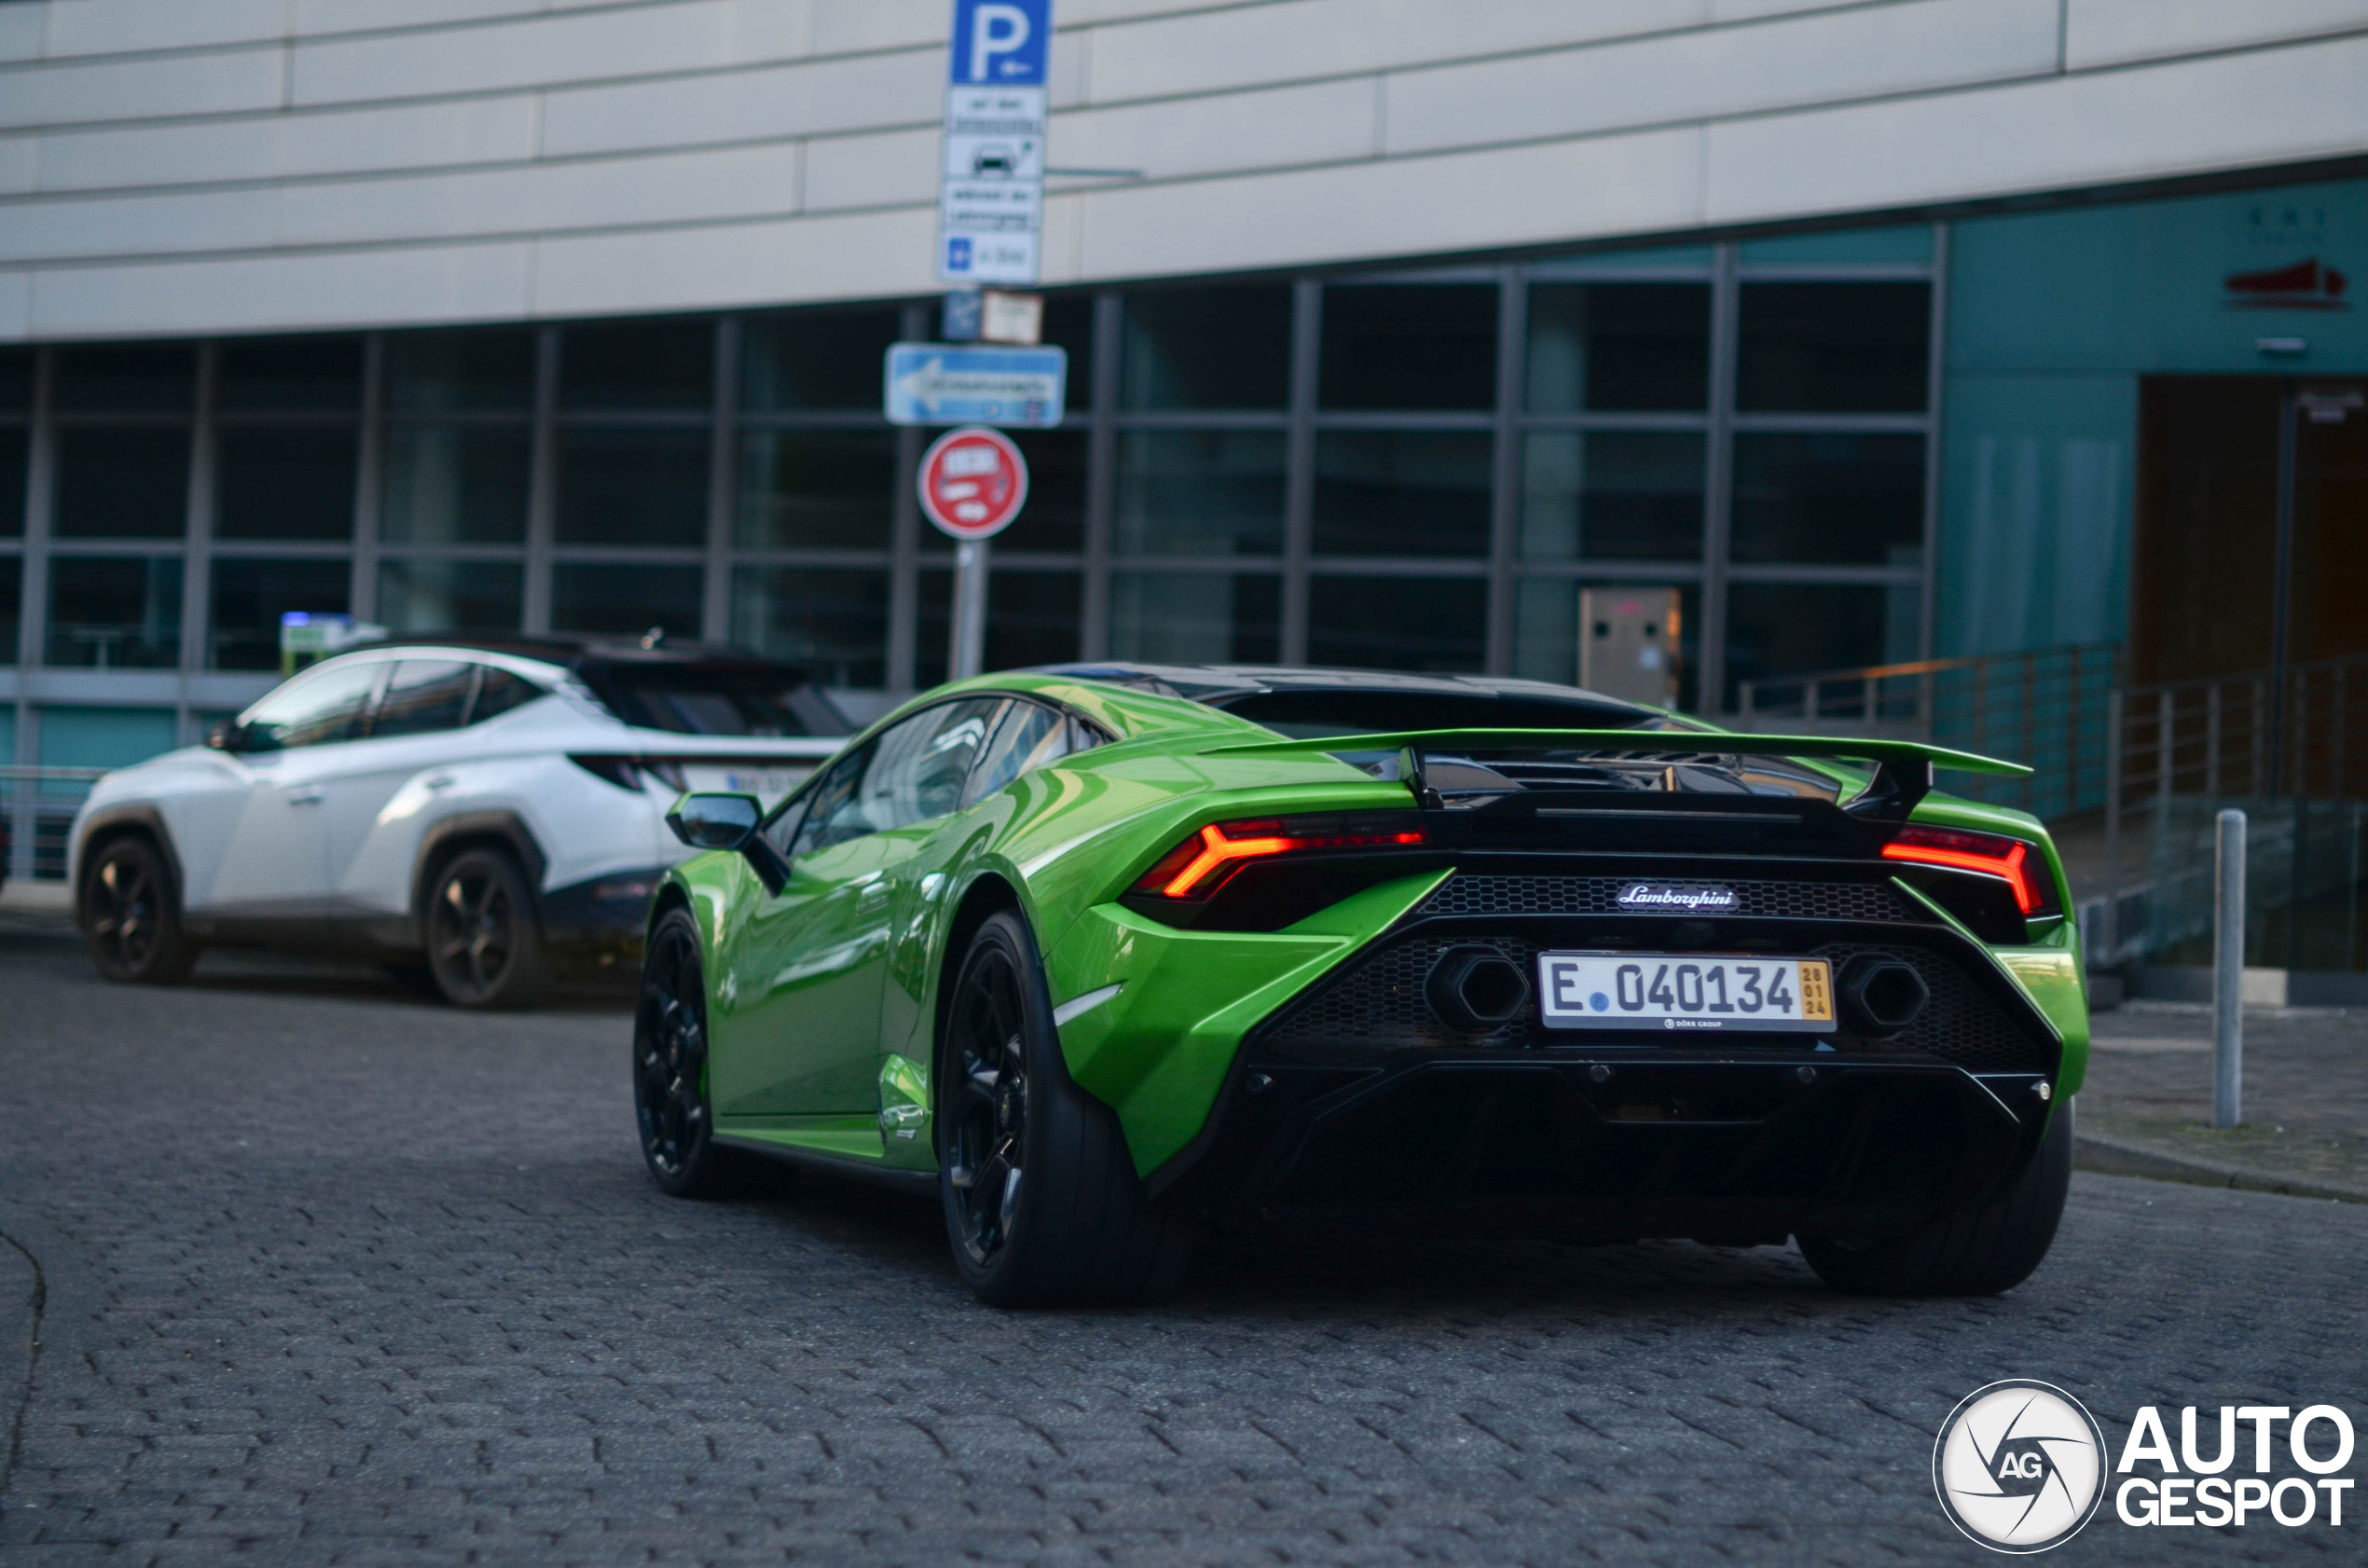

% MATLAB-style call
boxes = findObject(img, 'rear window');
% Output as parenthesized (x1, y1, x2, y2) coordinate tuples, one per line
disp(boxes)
(580, 662, 849, 737)
(1210, 689, 1655, 738)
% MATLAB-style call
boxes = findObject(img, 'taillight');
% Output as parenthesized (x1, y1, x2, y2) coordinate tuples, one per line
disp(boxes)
(1132, 811, 1427, 902)
(1881, 825, 2047, 915)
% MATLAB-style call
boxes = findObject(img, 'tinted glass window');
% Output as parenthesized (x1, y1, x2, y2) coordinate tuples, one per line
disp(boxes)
(1119, 286, 1291, 410)
(1319, 285, 1495, 411)
(387, 329, 536, 411)
(54, 428, 188, 538)
(1313, 432, 1491, 557)
(207, 557, 349, 671)
(858, 699, 1005, 832)
(583, 663, 838, 736)
(1525, 283, 1710, 412)
(561, 320, 712, 410)
(1737, 282, 1929, 412)
(214, 427, 357, 540)
(1521, 431, 1704, 561)
(56, 346, 195, 412)
(1114, 430, 1285, 557)
(0, 556, 20, 662)
(556, 427, 708, 545)
(378, 559, 523, 634)
(371, 659, 475, 737)
(469, 667, 543, 723)
(961, 700, 1070, 807)
(741, 309, 902, 411)
(239, 661, 382, 750)
(46, 557, 182, 667)
(0, 427, 26, 537)
(381, 425, 530, 543)
(550, 563, 702, 641)
(735, 429, 895, 548)
(790, 746, 873, 856)
(218, 337, 362, 412)
(1729, 433, 1925, 565)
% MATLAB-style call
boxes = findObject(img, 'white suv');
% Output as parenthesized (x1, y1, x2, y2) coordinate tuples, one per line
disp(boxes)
(69, 636, 848, 1007)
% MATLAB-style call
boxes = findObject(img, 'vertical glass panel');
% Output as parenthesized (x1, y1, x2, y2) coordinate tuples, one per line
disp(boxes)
(740, 309, 903, 411)
(1119, 286, 1291, 410)
(1737, 282, 1930, 412)
(377, 558, 522, 633)
(1513, 577, 1700, 711)
(54, 428, 188, 539)
(1308, 574, 1485, 671)
(1724, 582, 1920, 708)
(381, 425, 530, 543)
(37, 706, 177, 775)
(56, 346, 195, 412)
(1524, 283, 1711, 412)
(735, 430, 895, 549)
(386, 328, 536, 411)
(1313, 431, 1491, 556)
(0, 427, 25, 536)
(1729, 433, 1925, 565)
(992, 428, 1084, 552)
(551, 561, 703, 639)
(0, 554, 19, 661)
(47, 556, 183, 667)
(917, 570, 1081, 676)
(1318, 284, 1496, 410)
(214, 427, 357, 540)
(0, 349, 30, 411)
(217, 337, 362, 412)
(561, 319, 713, 410)
(730, 566, 888, 688)
(1041, 295, 1095, 412)
(1108, 571, 1281, 663)
(556, 428, 709, 545)
(207, 557, 349, 670)
(1521, 432, 1703, 561)
(370, 660, 477, 737)
(1113, 430, 1285, 557)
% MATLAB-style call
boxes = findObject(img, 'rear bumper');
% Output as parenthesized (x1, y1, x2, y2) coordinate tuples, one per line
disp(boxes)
(540, 867, 665, 961)
(1142, 867, 2071, 1240)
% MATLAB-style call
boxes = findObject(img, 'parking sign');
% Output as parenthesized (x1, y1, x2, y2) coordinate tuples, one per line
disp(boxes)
(939, 1, 1051, 284)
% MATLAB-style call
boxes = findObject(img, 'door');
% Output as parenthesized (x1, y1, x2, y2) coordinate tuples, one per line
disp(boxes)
(2134, 376, 2368, 685)
(314, 658, 480, 911)
(709, 697, 1005, 1116)
(199, 659, 385, 913)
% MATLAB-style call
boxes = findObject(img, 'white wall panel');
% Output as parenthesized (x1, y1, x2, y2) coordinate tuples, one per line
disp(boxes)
(28, 96, 540, 193)
(1053, 76, 1381, 186)
(540, 47, 936, 158)
(527, 205, 938, 317)
(294, 0, 546, 39)
(0, 134, 34, 197)
(24, 241, 536, 338)
(0, 6, 47, 65)
(2066, 0, 2368, 70)
(291, 0, 812, 106)
(1703, 33, 2368, 225)
(1067, 127, 1709, 283)
(0, 47, 284, 131)
(808, 0, 955, 57)
(0, 187, 282, 266)
(803, 127, 938, 213)
(40, 0, 291, 58)
(1384, 0, 2059, 158)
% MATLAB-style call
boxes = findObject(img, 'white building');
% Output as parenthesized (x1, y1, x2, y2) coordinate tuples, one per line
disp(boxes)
(4, 0, 2367, 877)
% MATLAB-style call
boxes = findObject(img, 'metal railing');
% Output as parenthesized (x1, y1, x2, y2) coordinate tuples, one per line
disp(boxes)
(2, 765, 110, 883)
(1735, 642, 2122, 822)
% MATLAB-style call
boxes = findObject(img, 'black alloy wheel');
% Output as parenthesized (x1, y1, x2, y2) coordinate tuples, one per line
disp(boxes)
(424, 847, 550, 1009)
(944, 931, 1030, 1268)
(937, 909, 1192, 1305)
(80, 834, 197, 984)
(635, 907, 737, 1197)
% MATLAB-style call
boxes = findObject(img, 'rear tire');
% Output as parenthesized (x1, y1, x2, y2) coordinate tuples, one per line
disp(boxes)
(80, 833, 198, 984)
(1798, 1099, 2074, 1296)
(938, 909, 1192, 1306)
(423, 847, 551, 1009)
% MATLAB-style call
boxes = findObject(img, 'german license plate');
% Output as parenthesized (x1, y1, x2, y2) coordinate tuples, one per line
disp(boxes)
(681, 763, 813, 804)
(1536, 952, 1835, 1033)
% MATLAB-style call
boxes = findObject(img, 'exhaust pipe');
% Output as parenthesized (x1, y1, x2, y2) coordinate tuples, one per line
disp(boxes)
(1426, 945, 1532, 1034)
(1836, 954, 1930, 1038)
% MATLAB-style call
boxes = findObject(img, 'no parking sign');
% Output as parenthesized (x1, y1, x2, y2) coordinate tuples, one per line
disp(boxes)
(918, 426, 1028, 540)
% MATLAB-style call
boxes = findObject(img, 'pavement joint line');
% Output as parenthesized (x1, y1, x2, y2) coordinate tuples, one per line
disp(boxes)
(2072, 1132, 2368, 1204)
(0, 1226, 43, 1510)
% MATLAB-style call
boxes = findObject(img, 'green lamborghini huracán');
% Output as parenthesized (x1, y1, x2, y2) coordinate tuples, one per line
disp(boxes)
(635, 665, 2086, 1305)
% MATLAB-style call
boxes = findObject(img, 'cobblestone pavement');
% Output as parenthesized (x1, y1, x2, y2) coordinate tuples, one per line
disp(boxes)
(2086, 1000, 2368, 1193)
(2, 922, 2363, 1566)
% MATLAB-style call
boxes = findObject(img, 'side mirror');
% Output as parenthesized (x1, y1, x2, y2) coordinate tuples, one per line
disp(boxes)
(666, 792, 762, 851)
(206, 722, 241, 752)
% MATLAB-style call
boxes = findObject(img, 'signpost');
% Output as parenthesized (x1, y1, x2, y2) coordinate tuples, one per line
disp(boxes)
(916, 427, 1029, 680)
(883, 343, 1066, 428)
(938, 0, 1051, 284)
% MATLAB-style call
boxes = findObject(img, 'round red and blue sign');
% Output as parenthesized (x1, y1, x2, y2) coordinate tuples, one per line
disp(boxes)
(917, 426, 1028, 540)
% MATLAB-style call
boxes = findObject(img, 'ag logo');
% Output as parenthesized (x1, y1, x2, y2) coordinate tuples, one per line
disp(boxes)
(1934, 1381, 2108, 1552)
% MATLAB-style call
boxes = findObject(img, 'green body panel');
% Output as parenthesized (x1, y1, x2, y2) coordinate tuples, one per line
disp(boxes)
(651, 669, 2092, 1186)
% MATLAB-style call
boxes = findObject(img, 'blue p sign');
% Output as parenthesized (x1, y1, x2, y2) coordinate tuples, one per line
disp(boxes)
(949, 0, 1049, 86)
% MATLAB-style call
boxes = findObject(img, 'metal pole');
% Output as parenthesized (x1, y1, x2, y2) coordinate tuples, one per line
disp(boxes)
(2102, 687, 2124, 962)
(950, 539, 989, 681)
(2214, 807, 2247, 1130)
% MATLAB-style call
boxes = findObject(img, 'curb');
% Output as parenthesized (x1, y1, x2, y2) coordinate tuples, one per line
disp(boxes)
(2075, 1133, 2368, 1205)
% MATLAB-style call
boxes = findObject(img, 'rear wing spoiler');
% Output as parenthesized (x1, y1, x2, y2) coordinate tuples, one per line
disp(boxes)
(1199, 727, 2031, 820)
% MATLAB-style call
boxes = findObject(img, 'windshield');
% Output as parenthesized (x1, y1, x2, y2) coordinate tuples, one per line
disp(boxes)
(580, 663, 848, 737)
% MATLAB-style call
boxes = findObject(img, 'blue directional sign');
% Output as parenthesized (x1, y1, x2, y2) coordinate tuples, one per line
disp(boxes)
(949, 0, 1049, 86)
(884, 342, 1067, 428)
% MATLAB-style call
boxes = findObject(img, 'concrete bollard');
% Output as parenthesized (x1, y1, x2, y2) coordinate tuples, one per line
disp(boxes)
(2213, 807, 2246, 1130)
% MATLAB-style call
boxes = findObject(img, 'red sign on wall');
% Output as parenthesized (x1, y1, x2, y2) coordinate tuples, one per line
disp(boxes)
(917, 426, 1029, 540)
